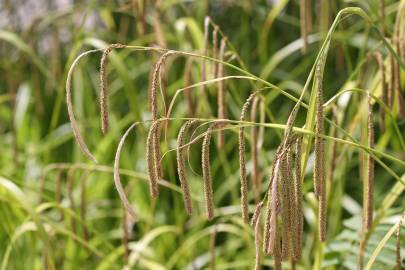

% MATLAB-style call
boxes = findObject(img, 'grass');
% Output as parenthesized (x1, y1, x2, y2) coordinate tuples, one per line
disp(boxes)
(0, 0, 404, 269)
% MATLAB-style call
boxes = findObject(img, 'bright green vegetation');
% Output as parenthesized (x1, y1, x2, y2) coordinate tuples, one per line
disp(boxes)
(0, 1, 404, 269)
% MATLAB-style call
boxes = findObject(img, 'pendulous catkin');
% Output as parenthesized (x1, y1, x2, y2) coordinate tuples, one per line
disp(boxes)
(114, 123, 138, 218)
(146, 121, 160, 198)
(202, 123, 215, 220)
(251, 96, 261, 203)
(100, 43, 126, 134)
(217, 38, 227, 148)
(363, 94, 374, 230)
(252, 201, 264, 270)
(239, 92, 258, 223)
(176, 120, 196, 215)
(280, 150, 293, 260)
(264, 157, 281, 255)
(314, 60, 327, 242)
(292, 136, 303, 261)
(66, 49, 100, 162)
(150, 51, 176, 121)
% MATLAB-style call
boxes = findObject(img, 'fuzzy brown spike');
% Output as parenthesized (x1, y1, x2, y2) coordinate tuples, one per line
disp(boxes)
(217, 38, 227, 148)
(114, 123, 139, 218)
(150, 51, 176, 121)
(273, 219, 283, 270)
(364, 94, 375, 230)
(100, 43, 126, 134)
(264, 157, 281, 255)
(239, 92, 258, 223)
(292, 136, 303, 261)
(176, 120, 196, 215)
(202, 124, 215, 220)
(314, 60, 327, 242)
(314, 63, 325, 199)
(280, 150, 293, 260)
(146, 121, 160, 198)
(252, 202, 264, 270)
(251, 96, 261, 203)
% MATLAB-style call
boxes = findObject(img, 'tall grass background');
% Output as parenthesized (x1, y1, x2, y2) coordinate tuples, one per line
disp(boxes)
(0, 0, 404, 269)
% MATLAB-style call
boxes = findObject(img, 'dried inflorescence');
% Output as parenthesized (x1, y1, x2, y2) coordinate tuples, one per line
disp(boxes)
(251, 96, 261, 203)
(239, 92, 259, 223)
(292, 136, 303, 261)
(176, 120, 197, 215)
(314, 60, 327, 242)
(100, 43, 126, 134)
(146, 121, 161, 198)
(217, 38, 227, 148)
(252, 201, 264, 270)
(114, 123, 138, 219)
(202, 123, 215, 220)
(363, 94, 375, 230)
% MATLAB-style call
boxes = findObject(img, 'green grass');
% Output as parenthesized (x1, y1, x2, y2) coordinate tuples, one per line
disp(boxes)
(0, 1, 404, 269)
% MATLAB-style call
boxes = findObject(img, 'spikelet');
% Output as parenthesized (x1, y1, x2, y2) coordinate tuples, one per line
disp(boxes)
(396, 213, 404, 270)
(239, 92, 258, 223)
(314, 61, 325, 198)
(67, 167, 77, 234)
(314, 60, 327, 242)
(66, 49, 100, 162)
(263, 157, 281, 255)
(280, 150, 293, 260)
(292, 136, 303, 261)
(217, 38, 227, 148)
(273, 220, 283, 270)
(150, 51, 176, 120)
(202, 124, 215, 220)
(252, 202, 264, 270)
(100, 43, 126, 134)
(114, 123, 138, 218)
(363, 94, 374, 230)
(251, 96, 261, 203)
(176, 120, 196, 215)
(146, 121, 160, 198)
(300, 0, 308, 53)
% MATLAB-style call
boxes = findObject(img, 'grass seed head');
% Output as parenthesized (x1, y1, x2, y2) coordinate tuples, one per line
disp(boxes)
(176, 120, 196, 215)
(146, 121, 160, 198)
(100, 43, 126, 134)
